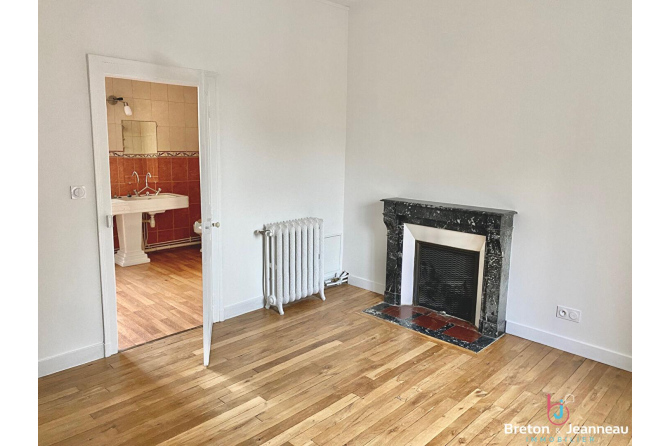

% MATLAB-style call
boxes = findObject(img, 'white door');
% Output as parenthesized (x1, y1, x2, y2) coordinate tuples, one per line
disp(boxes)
(201, 215, 214, 366)
(198, 72, 220, 366)
(87, 56, 221, 365)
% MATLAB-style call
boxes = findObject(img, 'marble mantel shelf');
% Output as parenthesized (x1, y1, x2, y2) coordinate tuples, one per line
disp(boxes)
(381, 197, 517, 216)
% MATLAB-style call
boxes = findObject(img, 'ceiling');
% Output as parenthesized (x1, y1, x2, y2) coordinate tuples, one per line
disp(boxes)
(324, 0, 358, 7)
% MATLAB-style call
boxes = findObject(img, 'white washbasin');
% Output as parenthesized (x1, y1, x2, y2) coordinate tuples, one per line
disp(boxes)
(111, 193, 189, 267)
(112, 193, 189, 216)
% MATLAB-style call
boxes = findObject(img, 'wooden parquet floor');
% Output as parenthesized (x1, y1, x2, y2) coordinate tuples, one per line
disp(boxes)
(38, 285, 632, 445)
(115, 246, 203, 350)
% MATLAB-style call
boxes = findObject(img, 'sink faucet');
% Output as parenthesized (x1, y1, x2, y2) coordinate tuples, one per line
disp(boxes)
(131, 171, 140, 196)
(135, 172, 161, 196)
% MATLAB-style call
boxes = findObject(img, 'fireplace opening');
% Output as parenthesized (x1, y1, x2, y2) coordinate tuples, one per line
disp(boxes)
(413, 241, 480, 325)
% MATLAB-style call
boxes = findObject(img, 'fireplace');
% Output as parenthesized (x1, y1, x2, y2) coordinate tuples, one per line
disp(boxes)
(414, 241, 480, 325)
(382, 198, 516, 337)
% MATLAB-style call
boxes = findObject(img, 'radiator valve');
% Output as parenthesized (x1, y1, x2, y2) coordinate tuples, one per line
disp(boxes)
(325, 271, 349, 288)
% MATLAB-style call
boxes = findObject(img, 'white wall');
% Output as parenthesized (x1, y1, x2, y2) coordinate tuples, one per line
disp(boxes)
(39, 0, 632, 375)
(39, 0, 348, 374)
(343, 0, 631, 369)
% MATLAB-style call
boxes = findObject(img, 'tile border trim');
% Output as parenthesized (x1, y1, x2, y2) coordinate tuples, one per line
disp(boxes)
(109, 151, 199, 158)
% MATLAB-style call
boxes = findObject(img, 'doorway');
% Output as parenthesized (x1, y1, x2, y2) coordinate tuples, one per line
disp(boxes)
(87, 56, 221, 365)
(105, 77, 204, 350)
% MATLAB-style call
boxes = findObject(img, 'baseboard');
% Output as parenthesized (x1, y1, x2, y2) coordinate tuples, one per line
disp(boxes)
(38, 343, 105, 378)
(348, 275, 385, 295)
(144, 239, 201, 252)
(222, 295, 265, 320)
(344, 275, 631, 372)
(506, 320, 632, 372)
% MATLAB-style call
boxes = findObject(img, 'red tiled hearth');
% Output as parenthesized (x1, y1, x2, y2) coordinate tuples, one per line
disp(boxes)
(382, 305, 421, 319)
(364, 302, 498, 353)
(444, 316, 478, 330)
(411, 314, 450, 331)
(443, 325, 482, 343)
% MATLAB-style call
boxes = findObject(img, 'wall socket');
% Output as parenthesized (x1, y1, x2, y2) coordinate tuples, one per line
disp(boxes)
(556, 305, 581, 323)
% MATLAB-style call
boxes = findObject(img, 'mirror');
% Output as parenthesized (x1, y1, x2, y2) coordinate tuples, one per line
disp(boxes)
(121, 120, 158, 155)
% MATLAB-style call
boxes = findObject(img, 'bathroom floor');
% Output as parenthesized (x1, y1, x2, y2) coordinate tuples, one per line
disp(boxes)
(115, 246, 203, 350)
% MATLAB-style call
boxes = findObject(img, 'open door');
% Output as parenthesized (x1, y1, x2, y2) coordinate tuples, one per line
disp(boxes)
(201, 215, 214, 366)
(87, 55, 221, 363)
(199, 72, 220, 366)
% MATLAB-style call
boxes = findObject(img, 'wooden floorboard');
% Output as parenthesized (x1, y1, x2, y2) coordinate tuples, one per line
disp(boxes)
(115, 246, 203, 350)
(38, 285, 632, 445)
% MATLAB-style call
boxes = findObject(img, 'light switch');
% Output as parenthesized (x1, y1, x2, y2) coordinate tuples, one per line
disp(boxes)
(70, 186, 87, 199)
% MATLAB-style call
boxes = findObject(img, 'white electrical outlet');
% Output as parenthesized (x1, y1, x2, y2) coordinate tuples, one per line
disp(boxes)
(556, 305, 581, 323)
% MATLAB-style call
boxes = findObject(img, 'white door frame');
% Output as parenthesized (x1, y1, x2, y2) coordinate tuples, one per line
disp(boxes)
(87, 55, 222, 364)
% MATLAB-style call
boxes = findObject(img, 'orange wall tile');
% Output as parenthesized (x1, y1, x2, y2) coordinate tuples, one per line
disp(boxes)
(107, 77, 201, 248)
(111, 156, 201, 249)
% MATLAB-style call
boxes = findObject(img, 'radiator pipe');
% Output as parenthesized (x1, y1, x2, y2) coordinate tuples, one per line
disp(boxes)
(255, 229, 277, 312)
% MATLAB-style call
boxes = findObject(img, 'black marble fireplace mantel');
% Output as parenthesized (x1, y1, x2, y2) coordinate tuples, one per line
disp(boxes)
(382, 197, 516, 337)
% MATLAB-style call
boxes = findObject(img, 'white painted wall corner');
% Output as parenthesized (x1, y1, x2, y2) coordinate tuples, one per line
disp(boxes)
(348, 275, 385, 295)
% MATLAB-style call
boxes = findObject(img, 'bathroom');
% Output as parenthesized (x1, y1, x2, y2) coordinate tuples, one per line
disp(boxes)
(106, 76, 203, 350)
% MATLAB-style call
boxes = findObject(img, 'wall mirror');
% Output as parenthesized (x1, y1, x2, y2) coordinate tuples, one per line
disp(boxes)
(121, 120, 158, 155)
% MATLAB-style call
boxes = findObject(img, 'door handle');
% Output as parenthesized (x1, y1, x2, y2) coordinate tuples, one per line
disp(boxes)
(106, 215, 113, 228)
(212, 222, 220, 228)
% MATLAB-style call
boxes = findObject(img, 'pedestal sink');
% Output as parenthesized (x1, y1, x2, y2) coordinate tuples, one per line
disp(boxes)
(111, 193, 189, 267)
